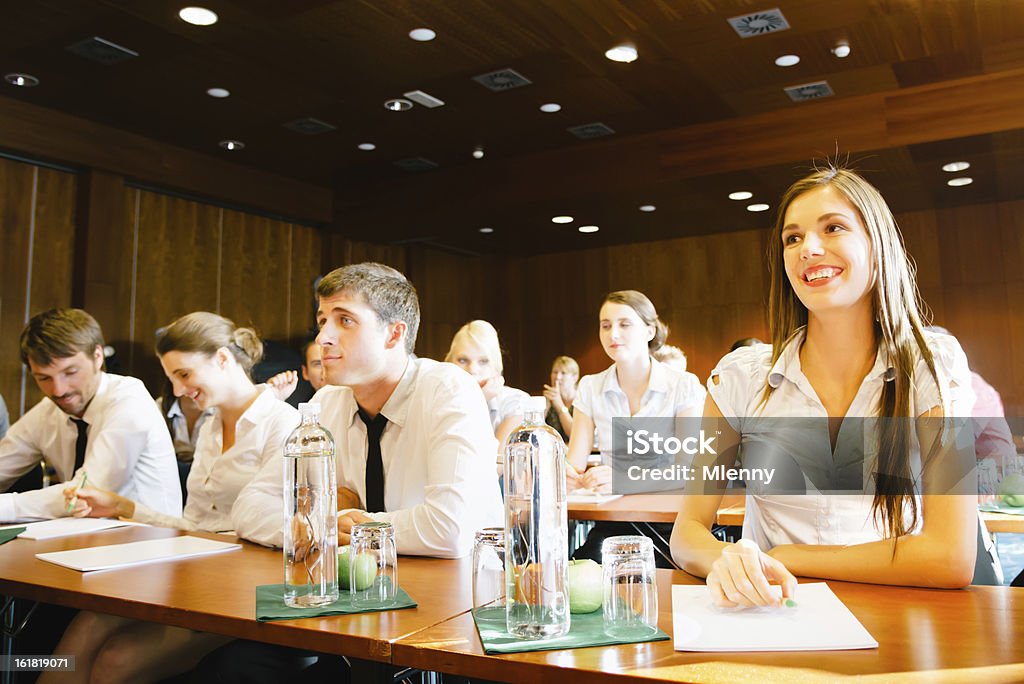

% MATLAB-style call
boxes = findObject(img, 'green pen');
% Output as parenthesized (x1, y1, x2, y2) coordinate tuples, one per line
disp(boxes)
(66, 471, 88, 514)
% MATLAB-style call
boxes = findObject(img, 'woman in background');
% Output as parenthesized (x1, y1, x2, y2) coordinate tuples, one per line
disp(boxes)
(543, 355, 578, 443)
(445, 320, 527, 450)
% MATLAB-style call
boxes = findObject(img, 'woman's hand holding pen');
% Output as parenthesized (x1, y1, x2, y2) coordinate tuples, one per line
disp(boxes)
(63, 484, 135, 519)
(706, 539, 797, 608)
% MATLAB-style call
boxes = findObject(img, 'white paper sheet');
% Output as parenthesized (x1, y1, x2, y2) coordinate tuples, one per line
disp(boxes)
(16, 518, 137, 540)
(35, 535, 241, 572)
(567, 490, 624, 505)
(672, 582, 877, 651)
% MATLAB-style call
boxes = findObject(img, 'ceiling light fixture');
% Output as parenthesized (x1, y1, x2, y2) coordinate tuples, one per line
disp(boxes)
(384, 98, 413, 111)
(605, 44, 638, 63)
(775, 54, 800, 67)
(947, 177, 973, 187)
(639, 205, 656, 212)
(551, 215, 574, 224)
(219, 140, 244, 151)
(747, 203, 771, 212)
(4, 73, 39, 87)
(831, 42, 851, 58)
(479, 227, 494, 234)
(942, 161, 970, 172)
(578, 225, 600, 233)
(729, 191, 753, 201)
(408, 28, 436, 41)
(179, 7, 218, 26)
(539, 103, 562, 113)
(357, 143, 376, 151)
(472, 145, 484, 160)
(206, 87, 229, 98)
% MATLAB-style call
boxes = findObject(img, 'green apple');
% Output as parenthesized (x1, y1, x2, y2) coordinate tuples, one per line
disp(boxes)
(568, 559, 603, 614)
(338, 546, 378, 591)
(999, 473, 1024, 507)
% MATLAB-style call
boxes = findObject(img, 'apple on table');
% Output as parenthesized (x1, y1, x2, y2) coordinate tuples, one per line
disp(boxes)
(568, 559, 603, 614)
(338, 546, 378, 591)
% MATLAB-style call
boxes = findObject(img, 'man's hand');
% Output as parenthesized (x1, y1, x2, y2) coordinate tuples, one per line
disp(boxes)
(266, 370, 299, 401)
(337, 486, 362, 511)
(337, 509, 375, 546)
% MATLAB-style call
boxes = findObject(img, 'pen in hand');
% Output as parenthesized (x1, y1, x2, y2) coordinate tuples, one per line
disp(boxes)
(66, 471, 88, 514)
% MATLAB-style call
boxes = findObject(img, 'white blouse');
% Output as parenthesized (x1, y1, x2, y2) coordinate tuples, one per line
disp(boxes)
(488, 384, 528, 432)
(707, 329, 975, 550)
(574, 358, 706, 466)
(133, 388, 298, 533)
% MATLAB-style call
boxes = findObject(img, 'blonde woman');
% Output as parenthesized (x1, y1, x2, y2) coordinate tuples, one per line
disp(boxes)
(543, 355, 578, 442)
(445, 320, 527, 449)
(48, 313, 299, 684)
(671, 166, 977, 607)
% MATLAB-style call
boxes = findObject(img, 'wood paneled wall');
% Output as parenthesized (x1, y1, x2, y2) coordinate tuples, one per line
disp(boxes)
(0, 157, 76, 418)
(492, 201, 1024, 417)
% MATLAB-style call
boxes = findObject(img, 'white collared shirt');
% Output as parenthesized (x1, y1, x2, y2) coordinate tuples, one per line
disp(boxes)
(157, 397, 214, 462)
(0, 373, 182, 522)
(708, 329, 975, 550)
(133, 387, 298, 533)
(233, 357, 504, 557)
(488, 384, 528, 432)
(574, 359, 706, 465)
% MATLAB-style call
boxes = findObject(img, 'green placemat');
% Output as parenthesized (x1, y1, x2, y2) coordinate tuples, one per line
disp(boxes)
(256, 584, 417, 621)
(0, 527, 26, 545)
(980, 501, 1024, 516)
(472, 606, 669, 654)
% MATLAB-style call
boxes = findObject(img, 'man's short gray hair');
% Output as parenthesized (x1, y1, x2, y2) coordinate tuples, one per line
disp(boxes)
(317, 263, 420, 354)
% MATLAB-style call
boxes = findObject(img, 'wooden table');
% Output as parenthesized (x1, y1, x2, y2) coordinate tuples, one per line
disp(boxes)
(391, 569, 1024, 683)
(568, 494, 1024, 535)
(0, 525, 472, 663)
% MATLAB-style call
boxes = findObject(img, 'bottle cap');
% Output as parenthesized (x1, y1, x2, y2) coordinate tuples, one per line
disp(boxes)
(298, 402, 321, 416)
(523, 396, 546, 413)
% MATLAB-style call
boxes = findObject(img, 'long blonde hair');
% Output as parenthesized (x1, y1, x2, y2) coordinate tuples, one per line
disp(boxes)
(765, 165, 941, 539)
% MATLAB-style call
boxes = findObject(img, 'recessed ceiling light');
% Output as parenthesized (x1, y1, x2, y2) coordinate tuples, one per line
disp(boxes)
(408, 28, 436, 41)
(384, 98, 413, 112)
(947, 177, 973, 187)
(539, 103, 562, 113)
(775, 54, 800, 67)
(472, 145, 484, 160)
(605, 44, 638, 63)
(942, 161, 970, 172)
(219, 140, 244, 151)
(357, 143, 376, 151)
(729, 191, 753, 201)
(578, 225, 600, 233)
(206, 87, 230, 98)
(551, 215, 574, 224)
(831, 42, 851, 58)
(479, 227, 494, 234)
(639, 205, 656, 212)
(4, 73, 39, 87)
(179, 7, 218, 26)
(747, 203, 771, 212)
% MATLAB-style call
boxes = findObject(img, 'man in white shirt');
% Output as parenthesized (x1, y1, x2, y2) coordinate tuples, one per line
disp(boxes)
(234, 263, 503, 557)
(0, 308, 182, 521)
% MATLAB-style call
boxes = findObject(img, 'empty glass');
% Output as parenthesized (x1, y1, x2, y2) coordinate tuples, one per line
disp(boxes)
(350, 521, 398, 608)
(472, 528, 506, 611)
(602, 536, 659, 639)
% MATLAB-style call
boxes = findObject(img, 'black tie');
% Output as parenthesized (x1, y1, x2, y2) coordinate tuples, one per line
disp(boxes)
(358, 409, 388, 513)
(71, 418, 88, 472)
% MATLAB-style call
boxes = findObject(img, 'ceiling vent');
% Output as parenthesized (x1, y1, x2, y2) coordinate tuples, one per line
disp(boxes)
(392, 157, 439, 172)
(472, 68, 532, 92)
(403, 90, 445, 108)
(727, 9, 790, 38)
(65, 36, 139, 65)
(283, 117, 336, 135)
(567, 122, 615, 140)
(784, 81, 835, 102)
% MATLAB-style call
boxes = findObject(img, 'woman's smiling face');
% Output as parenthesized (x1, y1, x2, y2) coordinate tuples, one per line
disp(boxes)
(781, 184, 875, 317)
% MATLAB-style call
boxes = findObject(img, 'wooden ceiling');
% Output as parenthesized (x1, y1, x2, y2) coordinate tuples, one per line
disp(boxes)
(2, 0, 1023, 254)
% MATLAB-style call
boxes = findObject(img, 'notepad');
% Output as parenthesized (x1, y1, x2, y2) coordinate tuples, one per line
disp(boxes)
(672, 582, 877, 652)
(567, 490, 624, 505)
(35, 535, 242, 572)
(16, 517, 137, 540)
